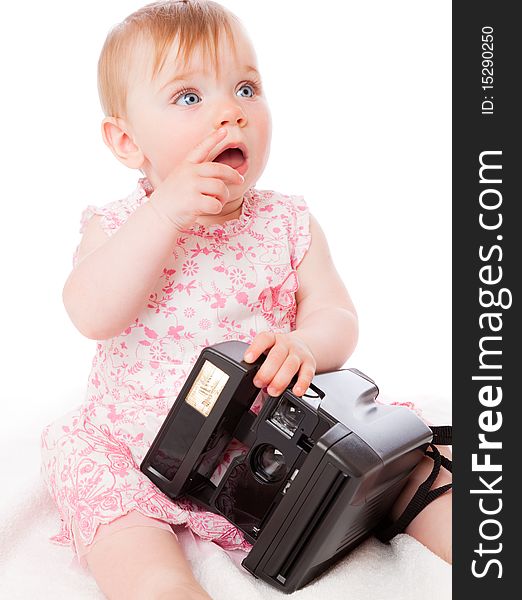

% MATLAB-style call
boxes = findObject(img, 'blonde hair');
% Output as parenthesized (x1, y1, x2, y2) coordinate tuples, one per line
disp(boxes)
(97, 0, 240, 119)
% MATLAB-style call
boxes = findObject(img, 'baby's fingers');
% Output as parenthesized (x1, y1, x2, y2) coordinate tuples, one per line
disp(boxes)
(265, 353, 303, 397)
(199, 161, 245, 185)
(187, 127, 227, 164)
(243, 331, 276, 363)
(291, 363, 316, 397)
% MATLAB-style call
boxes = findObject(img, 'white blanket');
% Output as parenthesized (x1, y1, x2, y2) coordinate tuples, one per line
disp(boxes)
(0, 393, 451, 599)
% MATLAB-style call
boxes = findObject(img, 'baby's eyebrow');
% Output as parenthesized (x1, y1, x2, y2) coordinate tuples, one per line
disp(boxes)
(157, 65, 260, 93)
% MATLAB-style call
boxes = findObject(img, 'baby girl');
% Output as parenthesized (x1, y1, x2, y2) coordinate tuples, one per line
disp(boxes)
(40, 1, 452, 598)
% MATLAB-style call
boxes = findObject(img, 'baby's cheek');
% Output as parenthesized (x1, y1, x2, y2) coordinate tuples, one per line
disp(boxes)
(251, 102, 272, 165)
(259, 102, 272, 138)
(137, 120, 192, 182)
(153, 142, 189, 181)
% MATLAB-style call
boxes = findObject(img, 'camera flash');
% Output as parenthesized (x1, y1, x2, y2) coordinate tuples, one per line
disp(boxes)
(269, 396, 305, 437)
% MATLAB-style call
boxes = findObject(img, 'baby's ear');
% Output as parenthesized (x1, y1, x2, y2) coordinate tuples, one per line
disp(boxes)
(101, 116, 144, 170)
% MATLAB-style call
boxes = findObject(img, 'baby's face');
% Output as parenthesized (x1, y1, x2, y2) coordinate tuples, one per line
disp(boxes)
(124, 20, 271, 203)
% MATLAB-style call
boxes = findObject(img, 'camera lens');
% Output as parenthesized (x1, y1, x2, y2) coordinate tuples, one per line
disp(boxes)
(251, 444, 287, 483)
(269, 397, 304, 437)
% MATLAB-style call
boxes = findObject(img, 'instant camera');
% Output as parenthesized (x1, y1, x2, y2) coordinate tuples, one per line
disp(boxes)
(140, 341, 433, 593)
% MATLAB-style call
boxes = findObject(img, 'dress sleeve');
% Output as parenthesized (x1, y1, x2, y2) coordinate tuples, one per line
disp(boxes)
(288, 194, 312, 270)
(71, 184, 149, 269)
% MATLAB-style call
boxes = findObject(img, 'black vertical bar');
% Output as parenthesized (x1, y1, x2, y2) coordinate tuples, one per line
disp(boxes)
(453, 1, 520, 596)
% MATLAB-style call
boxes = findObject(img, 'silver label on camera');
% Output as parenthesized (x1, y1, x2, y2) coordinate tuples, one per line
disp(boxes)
(185, 360, 229, 417)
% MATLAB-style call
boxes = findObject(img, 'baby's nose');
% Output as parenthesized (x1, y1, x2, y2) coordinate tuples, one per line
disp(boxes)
(219, 115, 246, 129)
(216, 103, 247, 128)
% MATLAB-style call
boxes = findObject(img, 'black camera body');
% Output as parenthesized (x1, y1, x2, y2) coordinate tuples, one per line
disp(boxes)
(140, 341, 432, 593)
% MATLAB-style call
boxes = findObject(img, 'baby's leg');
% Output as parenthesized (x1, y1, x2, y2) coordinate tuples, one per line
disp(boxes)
(390, 443, 452, 564)
(78, 512, 212, 600)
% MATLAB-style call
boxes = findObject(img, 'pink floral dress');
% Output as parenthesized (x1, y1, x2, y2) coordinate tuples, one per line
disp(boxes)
(40, 177, 312, 562)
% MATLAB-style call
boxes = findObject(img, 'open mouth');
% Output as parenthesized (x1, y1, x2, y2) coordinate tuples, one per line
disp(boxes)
(212, 147, 246, 170)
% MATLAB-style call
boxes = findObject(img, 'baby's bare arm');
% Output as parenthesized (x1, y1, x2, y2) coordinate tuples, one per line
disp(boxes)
(293, 213, 359, 371)
(62, 197, 181, 340)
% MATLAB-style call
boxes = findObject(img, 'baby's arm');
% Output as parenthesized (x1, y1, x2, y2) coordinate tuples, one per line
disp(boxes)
(64, 128, 242, 340)
(63, 199, 181, 339)
(291, 213, 358, 372)
(244, 213, 358, 395)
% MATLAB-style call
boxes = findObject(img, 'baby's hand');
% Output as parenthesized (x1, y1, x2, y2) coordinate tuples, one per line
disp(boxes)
(243, 331, 316, 397)
(148, 127, 245, 231)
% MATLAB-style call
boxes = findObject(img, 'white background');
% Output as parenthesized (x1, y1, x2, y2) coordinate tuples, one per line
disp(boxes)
(0, 0, 451, 444)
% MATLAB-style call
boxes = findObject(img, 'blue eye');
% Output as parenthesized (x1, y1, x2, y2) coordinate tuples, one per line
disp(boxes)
(237, 83, 256, 98)
(173, 89, 200, 106)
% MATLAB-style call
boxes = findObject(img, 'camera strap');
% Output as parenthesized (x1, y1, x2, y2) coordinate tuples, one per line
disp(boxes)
(375, 425, 452, 543)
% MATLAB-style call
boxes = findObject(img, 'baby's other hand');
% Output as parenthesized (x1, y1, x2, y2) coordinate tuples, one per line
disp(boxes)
(243, 331, 316, 397)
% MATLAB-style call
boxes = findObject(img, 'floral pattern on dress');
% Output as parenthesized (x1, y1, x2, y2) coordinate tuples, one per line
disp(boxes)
(40, 178, 312, 560)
